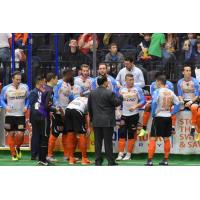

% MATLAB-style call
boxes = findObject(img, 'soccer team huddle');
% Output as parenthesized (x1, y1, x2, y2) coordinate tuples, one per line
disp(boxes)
(1, 56, 200, 166)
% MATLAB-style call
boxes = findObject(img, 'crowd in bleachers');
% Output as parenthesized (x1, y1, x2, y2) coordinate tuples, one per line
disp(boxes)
(1, 33, 200, 87)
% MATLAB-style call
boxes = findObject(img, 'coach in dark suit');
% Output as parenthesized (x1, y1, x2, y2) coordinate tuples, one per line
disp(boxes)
(88, 75, 123, 166)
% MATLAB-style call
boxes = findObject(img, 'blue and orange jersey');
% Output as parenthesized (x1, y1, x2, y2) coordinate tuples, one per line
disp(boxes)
(177, 77, 199, 101)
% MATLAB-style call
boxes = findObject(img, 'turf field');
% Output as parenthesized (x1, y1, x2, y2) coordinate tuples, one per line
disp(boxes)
(0, 150, 200, 166)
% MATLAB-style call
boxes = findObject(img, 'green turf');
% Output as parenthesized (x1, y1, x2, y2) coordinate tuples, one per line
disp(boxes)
(0, 150, 200, 166)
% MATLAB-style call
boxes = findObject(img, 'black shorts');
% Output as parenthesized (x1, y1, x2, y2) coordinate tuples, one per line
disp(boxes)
(64, 109, 86, 134)
(150, 117, 172, 138)
(5, 116, 26, 132)
(119, 114, 139, 139)
(51, 113, 65, 137)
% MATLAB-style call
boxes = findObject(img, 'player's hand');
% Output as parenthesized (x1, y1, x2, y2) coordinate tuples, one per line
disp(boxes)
(185, 101, 192, 108)
(86, 128, 91, 137)
(6, 106, 11, 113)
(129, 105, 137, 112)
(23, 107, 28, 113)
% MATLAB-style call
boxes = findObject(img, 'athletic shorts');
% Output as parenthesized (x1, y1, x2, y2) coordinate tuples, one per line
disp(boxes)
(5, 116, 26, 132)
(51, 113, 65, 137)
(150, 117, 172, 138)
(64, 109, 86, 134)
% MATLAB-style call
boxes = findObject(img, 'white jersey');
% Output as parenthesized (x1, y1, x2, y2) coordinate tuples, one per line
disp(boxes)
(116, 66, 145, 88)
(119, 86, 145, 116)
(74, 76, 93, 94)
(1, 83, 29, 116)
(152, 88, 180, 117)
(67, 97, 88, 114)
(53, 79, 73, 111)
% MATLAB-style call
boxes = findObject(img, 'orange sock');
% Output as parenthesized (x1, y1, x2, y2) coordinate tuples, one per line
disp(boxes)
(7, 134, 16, 156)
(127, 139, 135, 153)
(196, 110, 200, 133)
(74, 136, 78, 152)
(62, 134, 69, 158)
(79, 134, 88, 158)
(171, 115, 176, 127)
(164, 139, 170, 160)
(48, 134, 57, 157)
(143, 111, 151, 127)
(191, 104, 198, 126)
(118, 138, 126, 152)
(148, 139, 156, 160)
(15, 132, 24, 149)
(66, 133, 76, 159)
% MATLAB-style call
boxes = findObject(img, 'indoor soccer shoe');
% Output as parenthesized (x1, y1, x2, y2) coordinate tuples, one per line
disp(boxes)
(69, 157, 76, 165)
(15, 148, 22, 159)
(159, 159, 168, 166)
(81, 158, 92, 165)
(194, 133, 200, 142)
(145, 160, 153, 166)
(138, 129, 147, 137)
(122, 153, 131, 160)
(37, 161, 49, 166)
(46, 156, 58, 162)
(116, 152, 124, 161)
(12, 156, 18, 161)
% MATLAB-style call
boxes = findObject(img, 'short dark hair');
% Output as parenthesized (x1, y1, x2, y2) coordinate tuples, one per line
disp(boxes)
(80, 64, 90, 70)
(182, 65, 191, 71)
(125, 74, 134, 79)
(62, 68, 72, 76)
(35, 75, 44, 85)
(98, 63, 107, 69)
(154, 71, 164, 79)
(12, 71, 21, 79)
(124, 56, 134, 63)
(46, 72, 57, 82)
(97, 75, 107, 86)
(109, 43, 118, 49)
(156, 75, 166, 85)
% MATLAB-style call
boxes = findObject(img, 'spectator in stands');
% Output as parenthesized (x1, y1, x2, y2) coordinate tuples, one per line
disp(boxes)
(163, 33, 178, 76)
(62, 38, 88, 74)
(148, 33, 166, 61)
(192, 39, 200, 65)
(116, 56, 145, 88)
(15, 33, 28, 49)
(0, 33, 12, 85)
(103, 33, 141, 50)
(78, 33, 99, 55)
(137, 33, 152, 62)
(182, 33, 196, 63)
(105, 43, 124, 78)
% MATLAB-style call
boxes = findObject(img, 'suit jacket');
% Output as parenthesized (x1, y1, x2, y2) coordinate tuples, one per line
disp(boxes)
(88, 86, 122, 127)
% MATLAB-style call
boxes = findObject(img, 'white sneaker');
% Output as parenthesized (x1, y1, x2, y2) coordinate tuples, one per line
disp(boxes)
(122, 153, 131, 160)
(116, 152, 124, 161)
(46, 156, 58, 162)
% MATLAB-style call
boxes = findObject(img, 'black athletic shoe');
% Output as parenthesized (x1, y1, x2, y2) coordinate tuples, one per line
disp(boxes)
(159, 159, 168, 166)
(108, 162, 118, 166)
(145, 159, 153, 166)
(190, 128, 195, 137)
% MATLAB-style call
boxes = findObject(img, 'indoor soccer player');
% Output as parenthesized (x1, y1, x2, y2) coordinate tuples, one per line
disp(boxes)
(47, 69, 74, 162)
(146, 75, 180, 166)
(1, 71, 29, 161)
(139, 72, 175, 137)
(116, 74, 146, 161)
(74, 64, 93, 96)
(92, 63, 118, 94)
(36, 72, 59, 166)
(64, 96, 91, 165)
(177, 65, 199, 137)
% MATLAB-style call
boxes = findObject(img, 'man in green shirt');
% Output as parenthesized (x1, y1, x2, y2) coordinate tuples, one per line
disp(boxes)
(149, 33, 166, 59)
